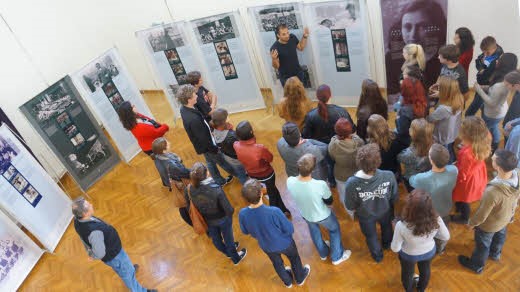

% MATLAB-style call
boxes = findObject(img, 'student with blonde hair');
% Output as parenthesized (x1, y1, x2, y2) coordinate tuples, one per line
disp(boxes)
(367, 114, 407, 176)
(401, 43, 426, 81)
(277, 77, 312, 130)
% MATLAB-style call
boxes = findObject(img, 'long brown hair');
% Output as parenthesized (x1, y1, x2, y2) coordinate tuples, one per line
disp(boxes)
(190, 162, 207, 188)
(410, 119, 434, 157)
(459, 116, 492, 161)
(437, 76, 464, 114)
(367, 114, 394, 151)
(401, 189, 439, 236)
(357, 79, 388, 119)
(282, 77, 309, 122)
(117, 101, 137, 130)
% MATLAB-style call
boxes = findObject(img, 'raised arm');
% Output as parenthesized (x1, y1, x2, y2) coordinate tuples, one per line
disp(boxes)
(297, 27, 309, 51)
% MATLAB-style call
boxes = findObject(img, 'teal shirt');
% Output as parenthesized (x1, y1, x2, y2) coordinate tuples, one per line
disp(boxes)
(409, 165, 458, 217)
(286, 177, 331, 222)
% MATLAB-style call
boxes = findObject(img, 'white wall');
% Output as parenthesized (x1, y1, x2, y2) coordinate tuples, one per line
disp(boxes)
(0, 0, 519, 179)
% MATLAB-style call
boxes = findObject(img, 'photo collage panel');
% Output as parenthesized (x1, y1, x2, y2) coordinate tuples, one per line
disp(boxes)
(331, 29, 351, 72)
(214, 41, 238, 80)
(164, 48, 189, 86)
(80, 56, 124, 110)
(0, 137, 41, 207)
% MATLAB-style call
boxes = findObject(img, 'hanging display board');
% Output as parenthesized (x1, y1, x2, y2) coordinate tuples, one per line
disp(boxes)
(71, 47, 154, 162)
(0, 210, 43, 291)
(189, 11, 264, 113)
(19, 76, 120, 191)
(304, 0, 371, 106)
(135, 22, 201, 118)
(248, 2, 318, 101)
(0, 124, 72, 251)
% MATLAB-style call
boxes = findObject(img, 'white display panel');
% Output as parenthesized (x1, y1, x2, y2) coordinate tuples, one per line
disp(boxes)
(0, 125, 72, 252)
(189, 11, 265, 113)
(304, 0, 371, 106)
(0, 210, 43, 291)
(71, 48, 154, 162)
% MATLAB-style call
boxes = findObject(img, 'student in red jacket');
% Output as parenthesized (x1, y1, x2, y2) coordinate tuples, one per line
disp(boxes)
(453, 27, 475, 75)
(234, 120, 290, 216)
(117, 101, 169, 155)
(451, 116, 491, 223)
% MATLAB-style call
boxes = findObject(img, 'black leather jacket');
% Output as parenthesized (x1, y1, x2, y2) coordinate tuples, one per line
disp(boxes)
(302, 104, 356, 144)
(184, 180, 234, 225)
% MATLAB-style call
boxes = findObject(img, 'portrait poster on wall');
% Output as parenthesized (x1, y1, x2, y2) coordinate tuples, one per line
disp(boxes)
(305, 0, 371, 105)
(0, 210, 43, 291)
(135, 22, 199, 118)
(189, 12, 264, 113)
(71, 48, 154, 162)
(0, 124, 72, 252)
(19, 76, 120, 191)
(380, 0, 447, 107)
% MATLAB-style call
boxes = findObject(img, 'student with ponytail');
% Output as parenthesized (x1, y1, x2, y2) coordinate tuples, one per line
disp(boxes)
(400, 43, 426, 82)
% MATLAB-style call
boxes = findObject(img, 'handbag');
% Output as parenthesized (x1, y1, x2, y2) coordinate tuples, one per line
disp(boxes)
(170, 178, 189, 208)
(187, 185, 208, 235)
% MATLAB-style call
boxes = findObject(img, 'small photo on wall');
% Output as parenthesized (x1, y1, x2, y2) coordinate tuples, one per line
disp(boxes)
(223, 64, 238, 80)
(64, 124, 79, 137)
(56, 112, 72, 128)
(176, 74, 188, 85)
(336, 57, 351, 72)
(102, 81, 117, 97)
(171, 63, 186, 75)
(214, 41, 229, 54)
(109, 93, 124, 108)
(22, 185, 41, 206)
(11, 173, 28, 193)
(2, 165, 16, 180)
(334, 42, 349, 57)
(218, 54, 233, 65)
(165, 49, 180, 63)
(70, 133, 86, 147)
(331, 29, 346, 40)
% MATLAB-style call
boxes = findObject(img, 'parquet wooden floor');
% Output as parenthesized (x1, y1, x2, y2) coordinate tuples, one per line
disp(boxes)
(19, 91, 520, 291)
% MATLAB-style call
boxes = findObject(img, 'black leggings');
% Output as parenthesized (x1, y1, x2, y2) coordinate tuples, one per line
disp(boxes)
(399, 255, 432, 292)
(252, 172, 289, 213)
(455, 202, 471, 221)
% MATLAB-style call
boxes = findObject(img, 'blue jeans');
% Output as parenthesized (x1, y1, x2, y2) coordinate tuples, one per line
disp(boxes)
(358, 211, 393, 262)
(324, 153, 335, 186)
(104, 249, 146, 292)
(265, 239, 306, 286)
(305, 212, 344, 261)
(222, 154, 249, 185)
(203, 151, 238, 185)
(444, 142, 456, 164)
(207, 216, 240, 263)
(470, 227, 507, 268)
(482, 112, 503, 145)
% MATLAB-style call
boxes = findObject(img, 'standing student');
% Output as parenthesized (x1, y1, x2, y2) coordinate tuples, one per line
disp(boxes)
(277, 77, 312, 130)
(117, 101, 169, 155)
(270, 24, 310, 87)
(234, 121, 290, 215)
(451, 117, 491, 224)
(410, 144, 458, 253)
(185, 163, 247, 265)
(287, 154, 351, 265)
(356, 79, 388, 141)
(72, 198, 157, 292)
(345, 143, 398, 262)
(239, 179, 310, 288)
(187, 71, 217, 123)
(432, 45, 469, 100)
(459, 150, 520, 274)
(453, 27, 475, 75)
(400, 44, 426, 82)
(466, 36, 504, 116)
(391, 189, 450, 292)
(503, 71, 520, 128)
(397, 77, 427, 146)
(176, 85, 235, 186)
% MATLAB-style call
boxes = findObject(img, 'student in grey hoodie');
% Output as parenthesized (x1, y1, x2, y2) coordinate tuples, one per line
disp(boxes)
(345, 143, 398, 262)
(277, 122, 328, 181)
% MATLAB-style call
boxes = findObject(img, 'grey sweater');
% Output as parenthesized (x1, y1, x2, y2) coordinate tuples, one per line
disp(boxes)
(426, 105, 461, 145)
(474, 82, 509, 119)
(277, 138, 328, 180)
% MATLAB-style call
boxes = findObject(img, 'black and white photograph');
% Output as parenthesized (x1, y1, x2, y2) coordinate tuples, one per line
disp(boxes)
(171, 63, 186, 75)
(102, 81, 117, 97)
(22, 185, 41, 206)
(314, 2, 360, 29)
(29, 83, 74, 122)
(214, 41, 229, 54)
(11, 173, 28, 193)
(165, 49, 179, 63)
(0, 135, 20, 172)
(222, 64, 238, 80)
(335, 57, 351, 72)
(64, 124, 78, 137)
(147, 24, 185, 52)
(196, 16, 236, 44)
(109, 93, 124, 108)
(257, 5, 299, 32)
(70, 133, 85, 147)
(331, 29, 346, 40)
(334, 42, 349, 56)
(218, 54, 233, 65)
(176, 74, 188, 85)
(81, 56, 119, 93)
(2, 165, 16, 180)
(56, 112, 71, 128)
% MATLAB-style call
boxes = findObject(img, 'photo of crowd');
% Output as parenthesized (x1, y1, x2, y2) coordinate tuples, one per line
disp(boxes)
(257, 5, 299, 32)
(196, 16, 236, 44)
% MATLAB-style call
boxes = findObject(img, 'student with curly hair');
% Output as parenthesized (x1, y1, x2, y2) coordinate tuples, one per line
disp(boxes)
(277, 77, 312, 130)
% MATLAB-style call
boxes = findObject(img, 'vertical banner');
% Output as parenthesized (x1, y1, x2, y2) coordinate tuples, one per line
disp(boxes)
(19, 76, 120, 191)
(190, 12, 264, 113)
(380, 0, 447, 107)
(304, 0, 371, 105)
(0, 124, 72, 251)
(248, 3, 318, 101)
(135, 22, 200, 118)
(71, 48, 154, 162)
(0, 210, 43, 291)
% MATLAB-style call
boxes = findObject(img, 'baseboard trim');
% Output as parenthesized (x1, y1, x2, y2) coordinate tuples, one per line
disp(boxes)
(140, 89, 164, 94)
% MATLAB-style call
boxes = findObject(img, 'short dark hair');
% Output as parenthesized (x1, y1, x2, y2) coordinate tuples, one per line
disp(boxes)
(186, 71, 201, 86)
(438, 44, 460, 63)
(429, 144, 450, 168)
(211, 108, 228, 128)
(72, 197, 88, 219)
(480, 36, 497, 50)
(176, 84, 196, 105)
(356, 143, 381, 173)
(494, 149, 518, 172)
(505, 70, 520, 85)
(236, 120, 254, 141)
(242, 179, 262, 204)
(275, 24, 288, 35)
(297, 153, 316, 177)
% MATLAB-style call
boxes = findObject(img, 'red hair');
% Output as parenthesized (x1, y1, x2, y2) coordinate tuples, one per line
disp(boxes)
(400, 78, 427, 118)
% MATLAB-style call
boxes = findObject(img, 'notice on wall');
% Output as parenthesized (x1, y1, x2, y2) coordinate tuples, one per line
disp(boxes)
(0, 124, 72, 252)
(71, 48, 154, 162)
(19, 76, 120, 191)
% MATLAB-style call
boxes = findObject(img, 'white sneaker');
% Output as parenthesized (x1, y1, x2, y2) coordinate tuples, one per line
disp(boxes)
(320, 240, 330, 260)
(296, 264, 311, 286)
(284, 266, 293, 288)
(332, 250, 352, 265)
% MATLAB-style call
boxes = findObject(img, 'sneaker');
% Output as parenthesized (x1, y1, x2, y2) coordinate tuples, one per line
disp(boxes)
(234, 248, 247, 265)
(223, 176, 233, 186)
(412, 274, 419, 288)
(284, 266, 293, 288)
(458, 255, 483, 274)
(227, 242, 240, 258)
(320, 241, 330, 260)
(489, 255, 500, 261)
(133, 264, 139, 272)
(296, 264, 311, 286)
(332, 250, 351, 265)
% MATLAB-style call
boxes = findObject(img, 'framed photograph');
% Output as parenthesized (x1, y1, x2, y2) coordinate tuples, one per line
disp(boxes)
(56, 112, 72, 128)
(335, 57, 351, 72)
(11, 173, 28, 193)
(333, 42, 349, 57)
(214, 41, 229, 54)
(222, 64, 238, 80)
(331, 29, 346, 40)
(218, 54, 233, 65)
(257, 5, 299, 32)
(22, 185, 41, 205)
(165, 49, 180, 63)
(2, 165, 16, 180)
(195, 15, 237, 44)
(102, 81, 117, 97)
(63, 124, 78, 137)
(108, 93, 124, 108)
(171, 63, 186, 75)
